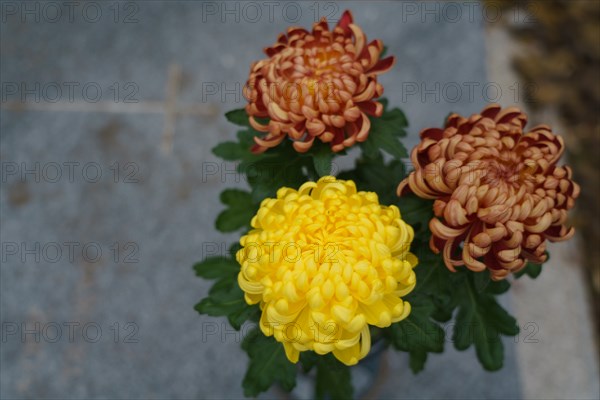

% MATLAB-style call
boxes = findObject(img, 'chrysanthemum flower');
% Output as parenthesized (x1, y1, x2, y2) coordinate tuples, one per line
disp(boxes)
(398, 105, 580, 280)
(237, 177, 417, 365)
(243, 10, 395, 153)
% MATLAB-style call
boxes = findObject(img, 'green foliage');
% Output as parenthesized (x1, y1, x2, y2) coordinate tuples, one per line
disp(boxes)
(396, 194, 434, 234)
(388, 191, 520, 373)
(414, 252, 457, 323)
(225, 108, 251, 126)
(408, 350, 428, 373)
(388, 296, 444, 373)
(338, 150, 406, 205)
(473, 270, 491, 293)
(514, 261, 543, 279)
(315, 354, 353, 400)
(453, 272, 519, 371)
(215, 189, 257, 233)
(310, 140, 335, 177)
(299, 351, 319, 373)
(242, 329, 297, 397)
(360, 99, 409, 159)
(485, 279, 511, 295)
(240, 141, 310, 202)
(193, 256, 259, 330)
(195, 104, 529, 396)
(194, 284, 257, 330)
(193, 256, 239, 280)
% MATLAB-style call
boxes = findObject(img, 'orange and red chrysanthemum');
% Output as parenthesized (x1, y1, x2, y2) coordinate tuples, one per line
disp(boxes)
(398, 105, 580, 280)
(243, 10, 395, 153)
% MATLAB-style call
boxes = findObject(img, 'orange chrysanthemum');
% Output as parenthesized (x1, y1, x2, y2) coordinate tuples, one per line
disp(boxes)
(397, 105, 580, 280)
(243, 10, 395, 153)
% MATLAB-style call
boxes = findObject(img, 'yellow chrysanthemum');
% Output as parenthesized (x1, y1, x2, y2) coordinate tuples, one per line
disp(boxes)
(237, 176, 417, 365)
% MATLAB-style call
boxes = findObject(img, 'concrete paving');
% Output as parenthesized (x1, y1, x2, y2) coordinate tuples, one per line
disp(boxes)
(1, 1, 597, 399)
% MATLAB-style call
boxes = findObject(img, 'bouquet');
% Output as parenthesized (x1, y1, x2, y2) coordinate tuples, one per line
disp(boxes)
(193, 10, 579, 399)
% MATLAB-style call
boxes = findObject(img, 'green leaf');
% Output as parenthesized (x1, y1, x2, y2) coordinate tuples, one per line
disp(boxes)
(194, 279, 256, 330)
(228, 242, 242, 259)
(360, 100, 409, 159)
(360, 136, 381, 159)
(225, 109, 250, 126)
(299, 351, 319, 373)
(390, 297, 444, 353)
(409, 350, 427, 373)
(312, 145, 334, 177)
(242, 144, 309, 203)
(485, 279, 511, 295)
(242, 329, 297, 397)
(388, 296, 444, 373)
(237, 129, 257, 148)
(212, 127, 263, 162)
(315, 354, 353, 400)
(193, 256, 239, 280)
(338, 153, 406, 205)
(396, 195, 433, 233)
(212, 142, 248, 161)
(473, 270, 491, 293)
(453, 274, 519, 371)
(215, 189, 256, 233)
(514, 261, 543, 279)
(362, 126, 408, 159)
(411, 250, 457, 323)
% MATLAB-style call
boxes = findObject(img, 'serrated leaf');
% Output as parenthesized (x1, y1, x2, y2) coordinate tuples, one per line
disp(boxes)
(485, 279, 511, 295)
(360, 100, 409, 159)
(514, 261, 543, 279)
(474, 270, 491, 293)
(338, 154, 406, 205)
(215, 189, 256, 233)
(315, 354, 353, 400)
(212, 142, 246, 161)
(453, 275, 519, 371)
(212, 128, 263, 162)
(390, 297, 444, 353)
(225, 109, 250, 126)
(194, 280, 255, 330)
(219, 189, 250, 205)
(411, 250, 458, 323)
(364, 127, 408, 158)
(382, 107, 409, 130)
(396, 195, 433, 232)
(237, 128, 257, 148)
(299, 351, 319, 373)
(312, 147, 334, 177)
(228, 242, 242, 259)
(193, 256, 239, 280)
(359, 134, 382, 159)
(409, 350, 427, 373)
(244, 152, 308, 203)
(241, 329, 296, 397)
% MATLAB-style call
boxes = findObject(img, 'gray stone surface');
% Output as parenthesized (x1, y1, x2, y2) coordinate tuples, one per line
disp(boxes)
(0, 1, 595, 399)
